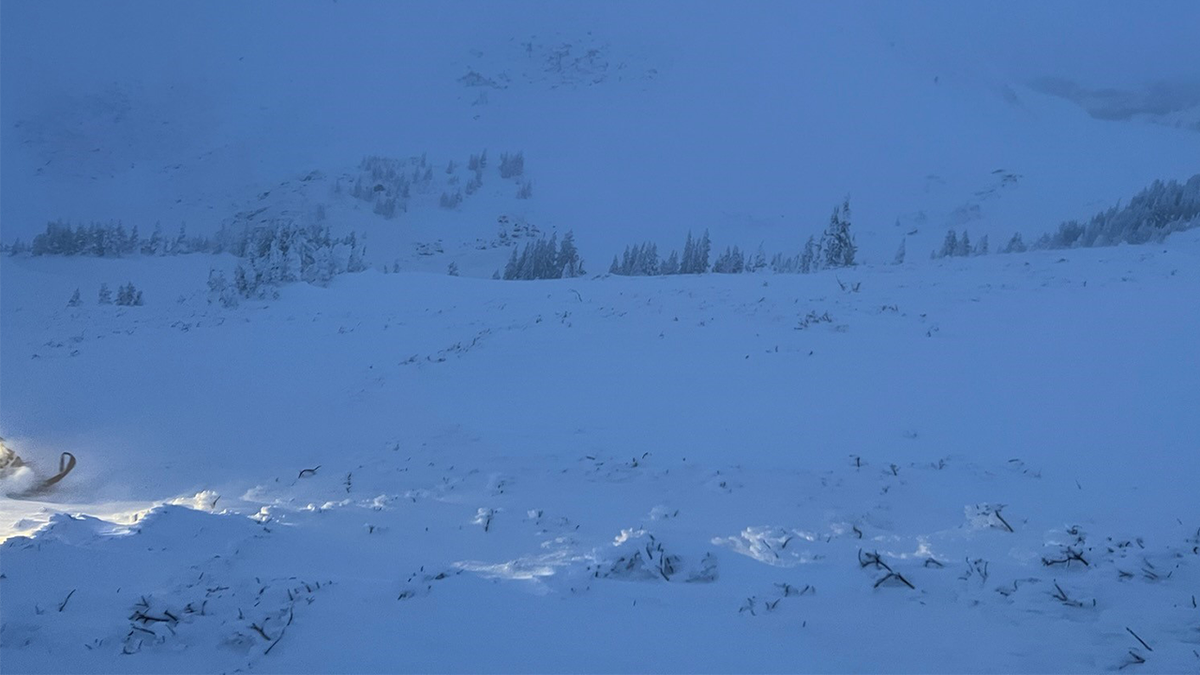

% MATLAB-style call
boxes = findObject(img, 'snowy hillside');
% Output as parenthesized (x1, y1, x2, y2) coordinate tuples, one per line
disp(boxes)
(3, 2, 1200, 673)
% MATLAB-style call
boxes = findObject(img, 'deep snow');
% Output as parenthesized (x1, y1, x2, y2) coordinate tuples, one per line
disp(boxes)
(3, 237, 1199, 672)
(3, 1, 1200, 673)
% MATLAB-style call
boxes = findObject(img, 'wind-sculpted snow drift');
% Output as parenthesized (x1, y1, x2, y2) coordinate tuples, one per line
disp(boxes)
(4, 2, 1200, 673)
(3, 236, 1200, 672)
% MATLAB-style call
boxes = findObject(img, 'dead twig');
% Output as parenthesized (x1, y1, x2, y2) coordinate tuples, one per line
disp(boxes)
(1042, 547, 1088, 567)
(58, 589, 76, 612)
(1119, 650, 1146, 669)
(131, 611, 176, 624)
(1126, 627, 1152, 652)
(874, 572, 916, 589)
(858, 549, 893, 572)
(264, 607, 294, 655)
(994, 508, 1015, 533)
(1050, 580, 1084, 607)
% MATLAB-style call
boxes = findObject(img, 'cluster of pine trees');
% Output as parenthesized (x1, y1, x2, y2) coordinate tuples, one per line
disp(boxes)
(12, 221, 214, 258)
(500, 231, 584, 280)
(1031, 174, 1200, 250)
(348, 149, 519, 217)
(611, 199, 857, 277)
(349, 155, 422, 219)
(498, 151, 525, 179)
(774, 198, 858, 272)
(206, 221, 367, 304)
(114, 282, 144, 306)
(1003, 233, 1027, 253)
(609, 230, 714, 276)
(950, 174, 1200, 258)
(71, 282, 144, 307)
(932, 230, 990, 259)
(713, 245, 769, 273)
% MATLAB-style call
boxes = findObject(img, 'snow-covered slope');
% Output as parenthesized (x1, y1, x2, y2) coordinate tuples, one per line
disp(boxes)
(3, 2, 1200, 673)
(4, 2, 1200, 267)
(4, 236, 1200, 672)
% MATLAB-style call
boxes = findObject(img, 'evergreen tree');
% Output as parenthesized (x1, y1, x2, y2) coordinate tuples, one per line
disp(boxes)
(820, 199, 856, 268)
(750, 244, 767, 272)
(661, 250, 680, 275)
(114, 223, 129, 256)
(696, 230, 711, 273)
(98, 283, 112, 305)
(1003, 232, 1027, 254)
(557, 230, 583, 277)
(144, 223, 164, 256)
(957, 230, 972, 257)
(207, 269, 237, 307)
(937, 230, 959, 259)
(681, 232, 696, 274)
(506, 248, 521, 279)
(67, 288, 82, 307)
(346, 232, 366, 273)
(499, 151, 525, 178)
(115, 282, 144, 306)
(234, 265, 252, 297)
(800, 236, 817, 273)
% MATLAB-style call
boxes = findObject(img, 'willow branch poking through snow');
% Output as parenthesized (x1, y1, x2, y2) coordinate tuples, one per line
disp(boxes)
(859, 549, 915, 589)
(1126, 627, 1153, 652)
(993, 507, 1015, 533)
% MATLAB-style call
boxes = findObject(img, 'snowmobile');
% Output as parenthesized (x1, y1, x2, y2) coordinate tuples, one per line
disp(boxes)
(0, 437, 76, 498)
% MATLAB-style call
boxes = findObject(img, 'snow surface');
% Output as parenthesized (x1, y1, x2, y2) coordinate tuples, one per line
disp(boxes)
(3, 2, 1200, 673)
